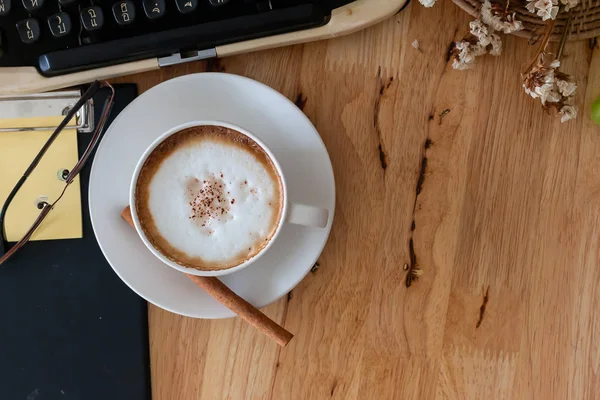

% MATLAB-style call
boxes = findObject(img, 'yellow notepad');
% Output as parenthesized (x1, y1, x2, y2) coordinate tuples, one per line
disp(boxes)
(0, 116, 82, 242)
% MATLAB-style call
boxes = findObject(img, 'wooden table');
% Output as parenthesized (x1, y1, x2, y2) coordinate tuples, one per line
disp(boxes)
(114, 2, 600, 398)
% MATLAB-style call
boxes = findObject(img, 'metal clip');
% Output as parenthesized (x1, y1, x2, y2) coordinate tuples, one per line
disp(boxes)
(0, 91, 94, 133)
(158, 48, 217, 67)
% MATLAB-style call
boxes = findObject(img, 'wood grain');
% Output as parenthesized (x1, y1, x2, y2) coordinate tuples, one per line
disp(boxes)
(112, 2, 600, 398)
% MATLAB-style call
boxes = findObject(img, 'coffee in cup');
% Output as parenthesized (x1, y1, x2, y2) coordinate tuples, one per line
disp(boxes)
(134, 125, 285, 272)
(130, 121, 329, 277)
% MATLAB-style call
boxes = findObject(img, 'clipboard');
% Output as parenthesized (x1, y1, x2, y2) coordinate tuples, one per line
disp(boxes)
(0, 85, 151, 400)
(0, 91, 95, 242)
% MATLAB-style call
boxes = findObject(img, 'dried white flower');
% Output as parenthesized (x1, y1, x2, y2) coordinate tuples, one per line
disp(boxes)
(419, 0, 436, 7)
(524, 85, 540, 99)
(560, 0, 579, 11)
(412, 39, 420, 50)
(532, 0, 559, 21)
(505, 15, 523, 33)
(473, 44, 488, 56)
(489, 33, 502, 56)
(452, 41, 478, 70)
(481, 0, 524, 33)
(523, 54, 578, 121)
(525, 0, 558, 20)
(451, 40, 489, 70)
(523, 56, 557, 99)
(470, 20, 491, 46)
(560, 105, 577, 122)
(537, 85, 561, 105)
(556, 80, 576, 97)
(452, 60, 468, 70)
(526, 0, 536, 13)
(452, 18, 503, 70)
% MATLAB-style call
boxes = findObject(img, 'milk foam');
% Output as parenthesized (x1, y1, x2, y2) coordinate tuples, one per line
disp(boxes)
(144, 136, 282, 268)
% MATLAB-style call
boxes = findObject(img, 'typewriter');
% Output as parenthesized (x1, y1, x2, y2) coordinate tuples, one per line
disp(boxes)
(0, 0, 407, 94)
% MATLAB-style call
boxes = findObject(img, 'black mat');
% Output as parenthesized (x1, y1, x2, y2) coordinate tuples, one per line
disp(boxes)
(0, 85, 151, 400)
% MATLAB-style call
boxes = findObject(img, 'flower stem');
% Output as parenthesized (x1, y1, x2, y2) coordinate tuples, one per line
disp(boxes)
(556, 10, 572, 60)
(524, 18, 556, 74)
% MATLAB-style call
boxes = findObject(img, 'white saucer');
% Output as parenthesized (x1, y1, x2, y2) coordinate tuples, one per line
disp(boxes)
(89, 73, 335, 319)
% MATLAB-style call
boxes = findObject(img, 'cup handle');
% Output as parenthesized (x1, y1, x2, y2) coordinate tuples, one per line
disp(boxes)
(285, 203, 329, 228)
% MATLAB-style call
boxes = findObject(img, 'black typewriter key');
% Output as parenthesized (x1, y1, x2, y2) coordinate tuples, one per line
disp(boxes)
(209, 0, 229, 5)
(16, 18, 40, 43)
(21, 0, 43, 12)
(175, 0, 196, 13)
(142, 0, 165, 19)
(80, 6, 104, 31)
(112, 0, 135, 25)
(0, 30, 4, 58)
(48, 12, 71, 37)
(0, 0, 11, 16)
(58, 0, 77, 5)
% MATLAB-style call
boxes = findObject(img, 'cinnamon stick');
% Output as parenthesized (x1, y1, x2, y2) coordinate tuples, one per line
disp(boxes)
(120, 206, 293, 347)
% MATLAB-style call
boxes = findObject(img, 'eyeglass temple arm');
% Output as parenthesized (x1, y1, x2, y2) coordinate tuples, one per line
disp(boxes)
(66, 83, 115, 184)
(0, 176, 27, 255)
(0, 203, 52, 265)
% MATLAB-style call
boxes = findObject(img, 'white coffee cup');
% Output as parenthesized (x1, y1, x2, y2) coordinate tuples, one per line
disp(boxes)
(129, 121, 329, 277)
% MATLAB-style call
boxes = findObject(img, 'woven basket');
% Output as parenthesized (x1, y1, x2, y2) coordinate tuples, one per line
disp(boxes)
(453, 0, 600, 41)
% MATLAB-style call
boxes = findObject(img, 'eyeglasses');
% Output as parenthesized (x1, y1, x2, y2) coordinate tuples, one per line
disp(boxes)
(0, 81, 115, 266)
